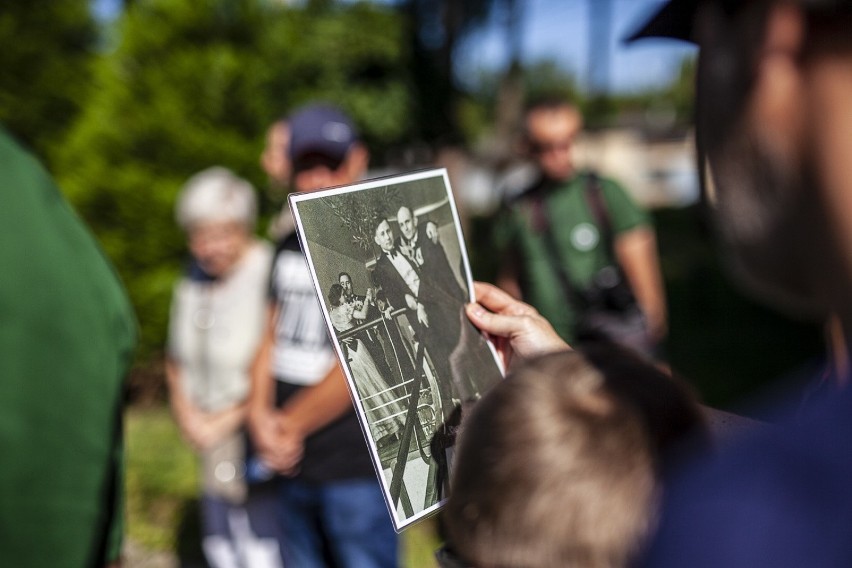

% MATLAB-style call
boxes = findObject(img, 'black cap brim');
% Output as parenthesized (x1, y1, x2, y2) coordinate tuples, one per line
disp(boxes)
(624, 0, 698, 43)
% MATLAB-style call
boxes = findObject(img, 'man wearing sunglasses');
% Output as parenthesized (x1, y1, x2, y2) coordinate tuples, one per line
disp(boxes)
(493, 97, 667, 355)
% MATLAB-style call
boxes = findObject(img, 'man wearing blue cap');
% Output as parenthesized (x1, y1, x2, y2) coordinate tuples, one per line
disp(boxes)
(248, 104, 397, 568)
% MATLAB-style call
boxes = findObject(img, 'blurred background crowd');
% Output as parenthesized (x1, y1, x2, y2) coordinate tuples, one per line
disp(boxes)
(0, 0, 827, 566)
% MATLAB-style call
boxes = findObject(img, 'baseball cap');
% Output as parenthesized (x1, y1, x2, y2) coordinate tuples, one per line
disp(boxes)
(287, 103, 358, 166)
(626, 0, 851, 43)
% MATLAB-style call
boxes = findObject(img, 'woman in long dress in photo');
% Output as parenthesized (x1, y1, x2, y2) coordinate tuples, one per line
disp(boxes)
(327, 283, 405, 443)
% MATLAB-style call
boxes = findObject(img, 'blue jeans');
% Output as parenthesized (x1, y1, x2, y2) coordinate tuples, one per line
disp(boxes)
(278, 478, 398, 568)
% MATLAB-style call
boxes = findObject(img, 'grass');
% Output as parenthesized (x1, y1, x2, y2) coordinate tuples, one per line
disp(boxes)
(125, 406, 204, 562)
(125, 406, 442, 566)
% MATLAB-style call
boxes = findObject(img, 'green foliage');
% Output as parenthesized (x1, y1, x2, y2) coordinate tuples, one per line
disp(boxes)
(55, 0, 413, 368)
(402, 0, 502, 143)
(258, 1, 412, 155)
(0, 0, 97, 161)
(459, 58, 581, 145)
(460, 54, 697, 144)
(456, 94, 492, 147)
(667, 55, 697, 123)
(521, 59, 582, 105)
(325, 186, 402, 253)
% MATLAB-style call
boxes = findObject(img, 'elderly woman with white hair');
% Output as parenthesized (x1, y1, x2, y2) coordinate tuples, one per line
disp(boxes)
(166, 167, 282, 568)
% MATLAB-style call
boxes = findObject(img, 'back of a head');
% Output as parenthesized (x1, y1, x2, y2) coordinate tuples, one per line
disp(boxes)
(523, 95, 581, 144)
(578, 341, 711, 472)
(327, 282, 344, 307)
(444, 351, 657, 568)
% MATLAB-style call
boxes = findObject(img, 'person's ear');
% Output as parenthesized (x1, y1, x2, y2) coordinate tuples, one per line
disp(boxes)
(750, 3, 806, 161)
(343, 143, 369, 180)
(520, 136, 534, 158)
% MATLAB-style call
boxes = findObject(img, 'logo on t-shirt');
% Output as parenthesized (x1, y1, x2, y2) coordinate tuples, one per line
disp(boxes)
(570, 222, 599, 251)
(270, 246, 335, 385)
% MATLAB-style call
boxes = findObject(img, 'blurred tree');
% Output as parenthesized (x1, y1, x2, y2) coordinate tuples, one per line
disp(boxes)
(260, 1, 413, 159)
(668, 55, 696, 124)
(399, 0, 503, 145)
(0, 0, 97, 162)
(521, 59, 581, 105)
(55, 0, 412, 368)
(596, 54, 696, 134)
(486, 0, 523, 163)
(460, 58, 581, 151)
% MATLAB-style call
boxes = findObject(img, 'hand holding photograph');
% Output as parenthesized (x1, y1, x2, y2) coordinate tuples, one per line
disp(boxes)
(289, 168, 504, 530)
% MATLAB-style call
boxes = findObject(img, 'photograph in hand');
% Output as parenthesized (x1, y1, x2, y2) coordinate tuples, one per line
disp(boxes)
(289, 168, 504, 530)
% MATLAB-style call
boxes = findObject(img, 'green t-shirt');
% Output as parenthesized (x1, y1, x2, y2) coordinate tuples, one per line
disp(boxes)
(0, 128, 137, 566)
(494, 171, 649, 342)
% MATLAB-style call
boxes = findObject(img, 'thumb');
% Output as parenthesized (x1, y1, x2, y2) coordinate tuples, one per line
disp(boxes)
(465, 302, 517, 339)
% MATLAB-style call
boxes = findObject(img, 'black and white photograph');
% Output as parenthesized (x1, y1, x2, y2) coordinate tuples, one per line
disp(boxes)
(289, 168, 504, 530)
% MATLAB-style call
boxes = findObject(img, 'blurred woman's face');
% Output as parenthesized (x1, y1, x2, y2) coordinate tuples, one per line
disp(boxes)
(188, 220, 250, 278)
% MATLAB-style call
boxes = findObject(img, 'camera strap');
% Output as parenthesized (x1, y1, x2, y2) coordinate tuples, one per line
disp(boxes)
(531, 171, 617, 310)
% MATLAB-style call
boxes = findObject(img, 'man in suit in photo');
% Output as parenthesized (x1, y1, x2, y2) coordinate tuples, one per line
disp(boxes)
(396, 206, 467, 307)
(371, 217, 458, 420)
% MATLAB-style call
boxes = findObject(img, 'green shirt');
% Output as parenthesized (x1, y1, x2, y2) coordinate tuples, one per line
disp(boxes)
(0, 128, 137, 566)
(494, 172, 649, 342)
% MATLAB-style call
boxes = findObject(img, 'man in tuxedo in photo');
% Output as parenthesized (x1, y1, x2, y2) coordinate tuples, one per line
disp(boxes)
(396, 206, 467, 307)
(396, 206, 491, 403)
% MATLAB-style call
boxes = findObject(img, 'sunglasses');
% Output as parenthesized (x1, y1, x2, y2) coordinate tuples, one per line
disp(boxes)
(528, 137, 573, 155)
(292, 151, 344, 174)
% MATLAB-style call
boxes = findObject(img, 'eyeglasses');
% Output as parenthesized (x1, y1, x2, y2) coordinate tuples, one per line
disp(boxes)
(292, 152, 344, 174)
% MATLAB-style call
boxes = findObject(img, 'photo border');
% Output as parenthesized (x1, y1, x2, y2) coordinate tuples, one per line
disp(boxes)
(289, 167, 504, 531)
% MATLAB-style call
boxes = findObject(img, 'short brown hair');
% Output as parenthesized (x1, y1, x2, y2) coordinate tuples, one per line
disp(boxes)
(443, 346, 707, 568)
(522, 96, 582, 141)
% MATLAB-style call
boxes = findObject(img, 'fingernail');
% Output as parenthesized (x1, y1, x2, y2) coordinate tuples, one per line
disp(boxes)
(466, 303, 485, 318)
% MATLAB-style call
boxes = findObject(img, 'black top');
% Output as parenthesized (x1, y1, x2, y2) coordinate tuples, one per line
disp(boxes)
(270, 232, 375, 482)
